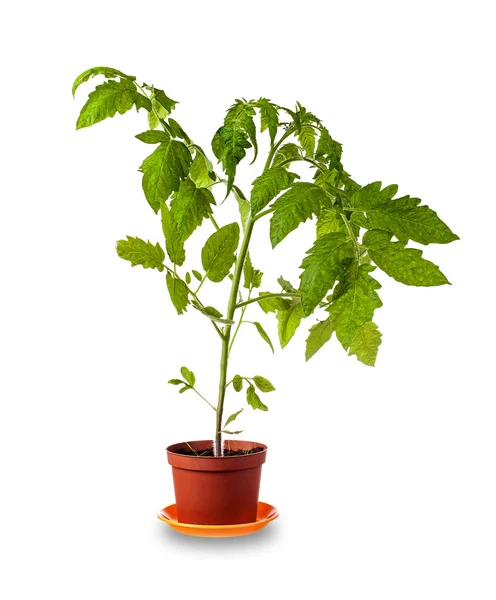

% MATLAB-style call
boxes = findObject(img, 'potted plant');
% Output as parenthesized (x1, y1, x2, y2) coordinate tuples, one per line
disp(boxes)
(73, 66, 458, 533)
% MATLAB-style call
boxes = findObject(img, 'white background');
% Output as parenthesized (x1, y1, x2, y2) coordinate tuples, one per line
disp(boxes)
(1, 1, 495, 598)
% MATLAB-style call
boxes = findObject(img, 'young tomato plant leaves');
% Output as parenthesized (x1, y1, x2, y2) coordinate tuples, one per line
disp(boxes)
(139, 138, 192, 213)
(212, 126, 251, 196)
(273, 143, 301, 169)
(328, 263, 382, 350)
(298, 124, 317, 156)
(76, 79, 151, 130)
(116, 236, 165, 271)
(160, 201, 185, 266)
(348, 322, 382, 367)
(243, 253, 263, 289)
(251, 321, 274, 353)
(168, 378, 185, 385)
(256, 98, 279, 144)
(222, 430, 244, 435)
(72, 66, 135, 97)
(225, 101, 258, 162)
(166, 273, 189, 315)
(233, 185, 251, 231)
(316, 207, 348, 237)
(305, 317, 334, 361)
(189, 151, 216, 188)
(257, 293, 291, 314)
(180, 366, 195, 386)
(224, 408, 243, 428)
(277, 298, 304, 348)
(232, 375, 243, 392)
(253, 376, 276, 392)
(170, 179, 216, 241)
(299, 232, 355, 315)
(135, 130, 170, 144)
(202, 223, 240, 282)
(247, 384, 268, 411)
(270, 183, 325, 247)
(250, 167, 299, 214)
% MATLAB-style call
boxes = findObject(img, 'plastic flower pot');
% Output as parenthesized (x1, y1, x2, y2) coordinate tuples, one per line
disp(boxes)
(167, 440, 267, 525)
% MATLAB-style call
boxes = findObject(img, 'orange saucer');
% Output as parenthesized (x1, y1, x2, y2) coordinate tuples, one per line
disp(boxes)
(157, 501, 279, 538)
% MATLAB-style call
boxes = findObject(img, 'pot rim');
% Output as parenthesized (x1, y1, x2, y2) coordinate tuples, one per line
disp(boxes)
(166, 439, 267, 458)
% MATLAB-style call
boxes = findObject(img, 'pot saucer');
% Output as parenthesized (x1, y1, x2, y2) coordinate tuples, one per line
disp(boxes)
(157, 501, 279, 538)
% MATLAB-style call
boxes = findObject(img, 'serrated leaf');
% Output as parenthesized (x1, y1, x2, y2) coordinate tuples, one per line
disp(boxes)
(352, 183, 458, 245)
(225, 101, 258, 162)
(278, 277, 297, 293)
(233, 375, 243, 392)
(253, 376, 276, 392)
(72, 66, 134, 97)
(201, 223, 240, 282)
(328, 263, 382, 350)
(298, 124, 317, 156)
(166, 273, 189, 315)
(305, 317, 334, 361)
(190, 151, 216, 188)
(149, 88, 178, 113)
(180, 366, 195, 386)
(170, 178, 215, 240)
(316, 207, 347, 237)
(348, 322, 382, 366)
(76, 78, 151, 130)
(224, 408, 244, 428)
(250, 167, 299, 214)
(148, 94, 169, 129)
(168, 118, 191, 143)
(139, 139, 192, 213)
(363, 230, 450, 286)
(273, 143, 301, 168)
(256, 98, 279, 143)
(257, 293, 291, 314)
(192, 270, 203, 281)
(246, 384, 268, 411)
(212, 125, 251, 196)
(168, 379, 184, 385)
(315, 128, 343, 166)
(252, 321, 274, 353)
(277, 299, 304, 348)
(116, 236, 165, 271)
(243, 253, 263, 289)
(300, 232, 355, 315)
(270, 183, 325, 247)
(160, 201, 185, 266)
(135, 130, 170, 144)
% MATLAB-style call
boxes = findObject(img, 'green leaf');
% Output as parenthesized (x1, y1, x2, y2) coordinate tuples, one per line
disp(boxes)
(152, 89, 178, 114)
(298, 124, 317, 156)
(278, 277, 297, 293)
(300, 232, 355, 315)
(148, 94, 169, 129)
(72, 66, 134, 97)
(135, 130, 170, 144)
(277, 299, 304, 348)
(252, 321, 274, 353)
(256, 98, 279, 143)
(315, 128, 343, 166)
(139, 138, 192, 213)
(273, 143, 301, 168)
(243, 253, 263, 289)
(192, 270, 203, 281)
(352, 183, 458, 245)
(180, 366, 195, 386)
(189, 151, 216, 188)
(224, 408, 243, 428)
(160, 201, 185, 266)
(363, 230, 450, 286)
(116, 236, 165, 271)
(305, 317, 334, 361)
(250, 167, 299, 214)
(170, 179, 215, 240)
(179, 386, 191, 394)
(168, 118, 191, 143)
(328, 263, 382, 350)
(232, 185, 251, 231)
(257, 293, 291, 314)
(233, 375, 243, 392)
(270, 183, 325, 247)
(166, 273, 189, 315)
(212, 125, 251, 196)
(222, 430, 244, 435)
(246, 384, 268, 411)
(253, 376, 276, 392)
(192, 302, 235, 324)
(76, 79, 151, 130)
(316, 207, 347, 237)
(225, 101, 258, 162)
(185, 272, 191, 284)
(348, 322, 382, 366)
(201, 223, 240, 282)
(168, 379, 184, 385)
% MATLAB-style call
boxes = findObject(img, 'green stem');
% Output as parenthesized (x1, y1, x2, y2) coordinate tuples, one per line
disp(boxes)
(228, 290, 251, 355)
(214, 218, 255, 455)
(263, 127, 294, 171)
(209, 214, 220, 231)
(252, 207, 274, 222)
(235, 292, 300, 310)
(191, 387, 217, 411)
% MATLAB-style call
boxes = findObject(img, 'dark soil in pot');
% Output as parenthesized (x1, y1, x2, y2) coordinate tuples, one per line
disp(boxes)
(174, 446, 265, 457)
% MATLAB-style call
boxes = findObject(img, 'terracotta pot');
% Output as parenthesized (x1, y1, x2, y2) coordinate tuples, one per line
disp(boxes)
(167, 439, 267, 525)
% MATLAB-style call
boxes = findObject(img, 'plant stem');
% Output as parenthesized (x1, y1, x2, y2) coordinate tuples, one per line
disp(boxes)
(191, 387, 217, 411)
(228, 290, 251, 355)
(214, 218, 255, 455)
(263, 127, 294, 171)
(235, 292, 300, 310)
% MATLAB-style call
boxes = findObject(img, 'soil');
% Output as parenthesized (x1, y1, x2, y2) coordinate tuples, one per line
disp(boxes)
(174, 446, 265, 457)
